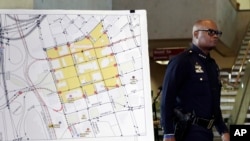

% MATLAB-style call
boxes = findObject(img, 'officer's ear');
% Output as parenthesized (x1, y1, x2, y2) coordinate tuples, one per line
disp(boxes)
(194, 31, 198, 39)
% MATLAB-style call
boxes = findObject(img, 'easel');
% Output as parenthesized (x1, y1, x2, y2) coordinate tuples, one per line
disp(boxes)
(152, 86, 162, 141)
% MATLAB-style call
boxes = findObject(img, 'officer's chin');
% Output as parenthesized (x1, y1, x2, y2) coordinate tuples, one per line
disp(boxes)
(207, 46, 215, 51)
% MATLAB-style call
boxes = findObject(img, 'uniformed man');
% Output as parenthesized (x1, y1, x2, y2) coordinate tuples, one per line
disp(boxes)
(160, 19, 230, 141)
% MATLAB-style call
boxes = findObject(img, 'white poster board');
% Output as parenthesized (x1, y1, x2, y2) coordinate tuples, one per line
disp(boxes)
(0, 9, 153, 141)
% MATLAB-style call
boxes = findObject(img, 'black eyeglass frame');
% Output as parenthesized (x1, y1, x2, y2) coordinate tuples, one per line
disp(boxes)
(196, 29, 222, 37)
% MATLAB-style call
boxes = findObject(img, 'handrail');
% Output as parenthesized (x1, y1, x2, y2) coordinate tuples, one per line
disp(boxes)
(230, 21, 250, 87)
(234, 42, 250, 85)
(235, 42, 250, 85)
(229, 0, 239, 10)
(229, 63, 250, 124)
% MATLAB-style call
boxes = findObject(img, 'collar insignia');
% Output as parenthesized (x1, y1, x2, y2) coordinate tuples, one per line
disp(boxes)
(198, 53, 207, 59)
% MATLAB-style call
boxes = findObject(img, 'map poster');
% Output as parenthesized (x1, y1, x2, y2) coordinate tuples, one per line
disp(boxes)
(0, 9, 154, 141)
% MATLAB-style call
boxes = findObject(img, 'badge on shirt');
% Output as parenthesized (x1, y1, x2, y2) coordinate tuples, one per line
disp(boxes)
(195, 62, 204, 73)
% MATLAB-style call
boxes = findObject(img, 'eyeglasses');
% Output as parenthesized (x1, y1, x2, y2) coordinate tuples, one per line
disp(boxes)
(196, 29, 222, 37)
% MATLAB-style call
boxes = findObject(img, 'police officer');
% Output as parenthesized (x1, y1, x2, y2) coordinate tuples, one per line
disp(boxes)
(160, 19, 230, 141)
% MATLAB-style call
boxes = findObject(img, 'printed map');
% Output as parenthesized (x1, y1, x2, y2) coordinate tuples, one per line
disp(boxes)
(0, 10, 153, 141)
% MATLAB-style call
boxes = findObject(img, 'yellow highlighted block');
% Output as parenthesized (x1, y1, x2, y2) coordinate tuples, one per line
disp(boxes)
(83, 49, 96, 61)
(73, 52, 85, 64)
(76, 60, 99, 74)
(105, 77, 121, 89)
(79, 73, 92, 85)
(90, 23, 103, 44)
(60, 66, 77, 79)
(95, 33, 110, 46)
(101, 66, 118, 79)
(56, 80, 69, 92)
(82, 84, 95, 96)
(61, 55, 74, 67)
(47, 48, 59, 59)
(71, 38, 93, 53)
(67, 77, 80, 90)
(58, 45, 70, 56)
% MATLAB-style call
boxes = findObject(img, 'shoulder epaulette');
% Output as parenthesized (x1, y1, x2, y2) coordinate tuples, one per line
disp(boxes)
(184, 48, 193, 55)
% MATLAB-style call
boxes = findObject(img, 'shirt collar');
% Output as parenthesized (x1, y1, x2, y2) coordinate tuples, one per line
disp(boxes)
(191, 44, 210, 59)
